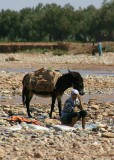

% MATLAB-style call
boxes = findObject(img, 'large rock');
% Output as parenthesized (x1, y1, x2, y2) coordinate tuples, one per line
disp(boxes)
(0, 148, 5, 158)
(102, 132, 114, 138)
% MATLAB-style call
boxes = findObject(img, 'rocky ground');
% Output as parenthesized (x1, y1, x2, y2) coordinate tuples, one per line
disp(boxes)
(0, 52, 114, 160)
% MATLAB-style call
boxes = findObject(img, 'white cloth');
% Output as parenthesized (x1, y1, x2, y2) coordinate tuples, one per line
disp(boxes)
(71, 89, 79, 96)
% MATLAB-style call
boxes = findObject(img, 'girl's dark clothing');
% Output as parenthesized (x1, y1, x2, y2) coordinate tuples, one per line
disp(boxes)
(61, 97, 87, 124)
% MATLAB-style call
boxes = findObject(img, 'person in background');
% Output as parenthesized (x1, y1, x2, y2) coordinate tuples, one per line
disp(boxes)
(60, 89, 87, 129)
(98, 41, 102, 56)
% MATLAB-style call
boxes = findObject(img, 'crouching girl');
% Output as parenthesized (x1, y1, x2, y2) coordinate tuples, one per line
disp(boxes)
(60, 89, 87, 129)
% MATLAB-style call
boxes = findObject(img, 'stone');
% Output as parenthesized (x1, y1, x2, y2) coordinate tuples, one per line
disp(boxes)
(34, 151, 43, 158)
(44, 118, 60, 125)
(91, 105, 99, 110)
(102, 132, 114, 138)
(0, 148, 5, 158)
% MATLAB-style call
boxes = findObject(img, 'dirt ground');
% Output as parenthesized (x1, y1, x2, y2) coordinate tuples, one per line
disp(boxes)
(0, 52, 114, 160)
(0, 52, 114, 70)
(0, 52, 114, 104)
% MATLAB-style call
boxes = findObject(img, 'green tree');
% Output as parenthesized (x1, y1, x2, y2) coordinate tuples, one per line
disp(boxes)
(31, 3, 46, 41)
(0, 9, 20, 41)
(41, 3, 62, 41)
(73, 5, 98, 42)
(99, 0, 114, 40)
(19, 8, 34, 41)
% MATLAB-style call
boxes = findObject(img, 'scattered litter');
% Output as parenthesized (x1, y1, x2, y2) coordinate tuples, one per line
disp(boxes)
(51, 124, 76, 131)
(21, 122, 49, 131)
(74, 122, 98, 130)
(0, 124, 22, 131)
(7, 115, 41, 125)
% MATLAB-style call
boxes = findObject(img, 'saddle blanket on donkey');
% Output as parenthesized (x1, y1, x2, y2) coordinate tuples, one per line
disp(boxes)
(25, 68, 62, 92)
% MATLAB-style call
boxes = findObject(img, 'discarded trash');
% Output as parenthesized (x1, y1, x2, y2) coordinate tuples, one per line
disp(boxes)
(21, 122, 49, 131)
(52, 124, 76, 131)
(74, 122, 98, 130)
(7, 115, 41, 125)
(0, 124, 22, 131)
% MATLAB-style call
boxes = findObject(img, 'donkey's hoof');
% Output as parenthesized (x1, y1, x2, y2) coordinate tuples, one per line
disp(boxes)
(49, 113, 52, 119)
(28, 115, 32, 118)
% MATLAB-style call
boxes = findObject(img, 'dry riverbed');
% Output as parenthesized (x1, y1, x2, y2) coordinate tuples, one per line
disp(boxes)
(0, 52, 114, 160)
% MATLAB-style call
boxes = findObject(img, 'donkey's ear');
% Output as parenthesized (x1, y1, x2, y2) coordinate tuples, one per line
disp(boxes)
(68, 69, 71, 73)
(68, 70, 74, 75)
(68, 70, 74, 76)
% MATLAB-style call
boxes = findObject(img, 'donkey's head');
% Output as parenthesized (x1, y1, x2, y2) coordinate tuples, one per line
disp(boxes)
(68, 70, 85, 95)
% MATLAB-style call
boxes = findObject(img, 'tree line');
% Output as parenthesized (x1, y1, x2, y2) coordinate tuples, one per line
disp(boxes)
(0, 0, 114, 42)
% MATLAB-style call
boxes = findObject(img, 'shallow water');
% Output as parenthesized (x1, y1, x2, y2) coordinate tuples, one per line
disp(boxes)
(0, 92, 114, 106)
(60, 69, 114, 77)
(0, 67, 114, 104)
(0, 68, 114, 77)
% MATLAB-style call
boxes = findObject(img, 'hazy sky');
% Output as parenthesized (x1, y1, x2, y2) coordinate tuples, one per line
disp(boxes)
(0, 0, 106, 11)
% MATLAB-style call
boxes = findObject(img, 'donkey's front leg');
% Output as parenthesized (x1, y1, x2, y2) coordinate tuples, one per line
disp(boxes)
(57, 98, 62, 117)
(57, 93, 63, 117)
(49, 95, 56, 118)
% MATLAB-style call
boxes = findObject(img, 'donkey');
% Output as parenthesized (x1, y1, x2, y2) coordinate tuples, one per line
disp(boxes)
(22, 70, 85, 118)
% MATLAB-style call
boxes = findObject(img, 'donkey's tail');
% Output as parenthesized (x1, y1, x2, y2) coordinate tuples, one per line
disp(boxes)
(22, 74, 28, 105)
